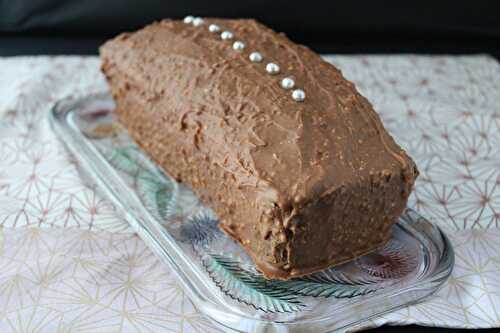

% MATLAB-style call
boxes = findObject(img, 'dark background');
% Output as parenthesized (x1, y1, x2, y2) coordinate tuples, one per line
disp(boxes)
(1, 1, 499, 332)
(1, 0, 500, 58)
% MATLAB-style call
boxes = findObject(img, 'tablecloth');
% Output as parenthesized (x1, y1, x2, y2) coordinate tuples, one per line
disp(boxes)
(0, 55, 499, 332)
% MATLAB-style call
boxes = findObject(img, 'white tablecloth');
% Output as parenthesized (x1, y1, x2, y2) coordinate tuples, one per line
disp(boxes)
(0, 55, 499, 332)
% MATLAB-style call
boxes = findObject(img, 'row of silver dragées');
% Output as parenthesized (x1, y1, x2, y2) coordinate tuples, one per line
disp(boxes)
(183, 16, 306, 102)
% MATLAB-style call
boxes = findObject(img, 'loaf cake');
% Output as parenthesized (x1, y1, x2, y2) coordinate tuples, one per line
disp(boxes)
(100, 17, 418, 280)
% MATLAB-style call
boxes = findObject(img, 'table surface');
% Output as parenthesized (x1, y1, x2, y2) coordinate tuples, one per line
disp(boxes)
(0, 36, 498, 333)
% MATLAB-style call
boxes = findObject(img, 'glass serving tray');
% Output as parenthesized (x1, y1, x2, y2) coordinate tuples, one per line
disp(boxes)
(49, 93, 454, 333)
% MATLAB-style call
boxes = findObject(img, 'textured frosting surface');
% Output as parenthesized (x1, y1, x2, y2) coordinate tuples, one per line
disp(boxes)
(100, 18, 418, 279)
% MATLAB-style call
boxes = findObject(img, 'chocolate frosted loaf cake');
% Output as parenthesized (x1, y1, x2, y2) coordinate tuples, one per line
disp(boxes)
(100, 18, 418, 280)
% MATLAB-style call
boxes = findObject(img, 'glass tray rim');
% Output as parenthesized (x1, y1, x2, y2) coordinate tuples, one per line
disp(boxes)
(48, 92, 455, 333)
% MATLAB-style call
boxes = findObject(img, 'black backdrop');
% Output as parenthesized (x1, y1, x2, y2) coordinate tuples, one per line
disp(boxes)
(1, 0, 500, 57)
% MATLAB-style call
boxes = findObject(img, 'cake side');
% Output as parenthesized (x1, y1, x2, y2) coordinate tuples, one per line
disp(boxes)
(100, 18, 418, 279)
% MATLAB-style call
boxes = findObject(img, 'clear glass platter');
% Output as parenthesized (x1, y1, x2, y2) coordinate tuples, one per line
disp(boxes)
(49, 93, 454, 333)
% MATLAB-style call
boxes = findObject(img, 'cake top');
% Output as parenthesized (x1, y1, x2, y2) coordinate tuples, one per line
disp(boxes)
(183, 15, 307, 104)
(102, 18, 417, 211)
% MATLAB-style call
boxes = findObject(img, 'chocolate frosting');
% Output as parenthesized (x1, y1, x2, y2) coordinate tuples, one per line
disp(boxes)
(100, 18, 418, 280)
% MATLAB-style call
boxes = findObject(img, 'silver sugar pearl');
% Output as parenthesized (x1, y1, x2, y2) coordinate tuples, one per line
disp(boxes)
(192, 17, 204, 26)
(249, 52, 263, 62)
(221, 31, 234, 40)
(232, 41, 245, 51)
(281, 77, 295, 89)
(183, 16, 194, 24)
(208, 24, 220, 32)
(266, 63, 280, 75)
(292, 89, 306, 102)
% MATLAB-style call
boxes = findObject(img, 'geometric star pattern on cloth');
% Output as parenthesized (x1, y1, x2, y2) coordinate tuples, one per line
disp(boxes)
(0, 55, 499, 332)
(0, 228, 220, 332)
